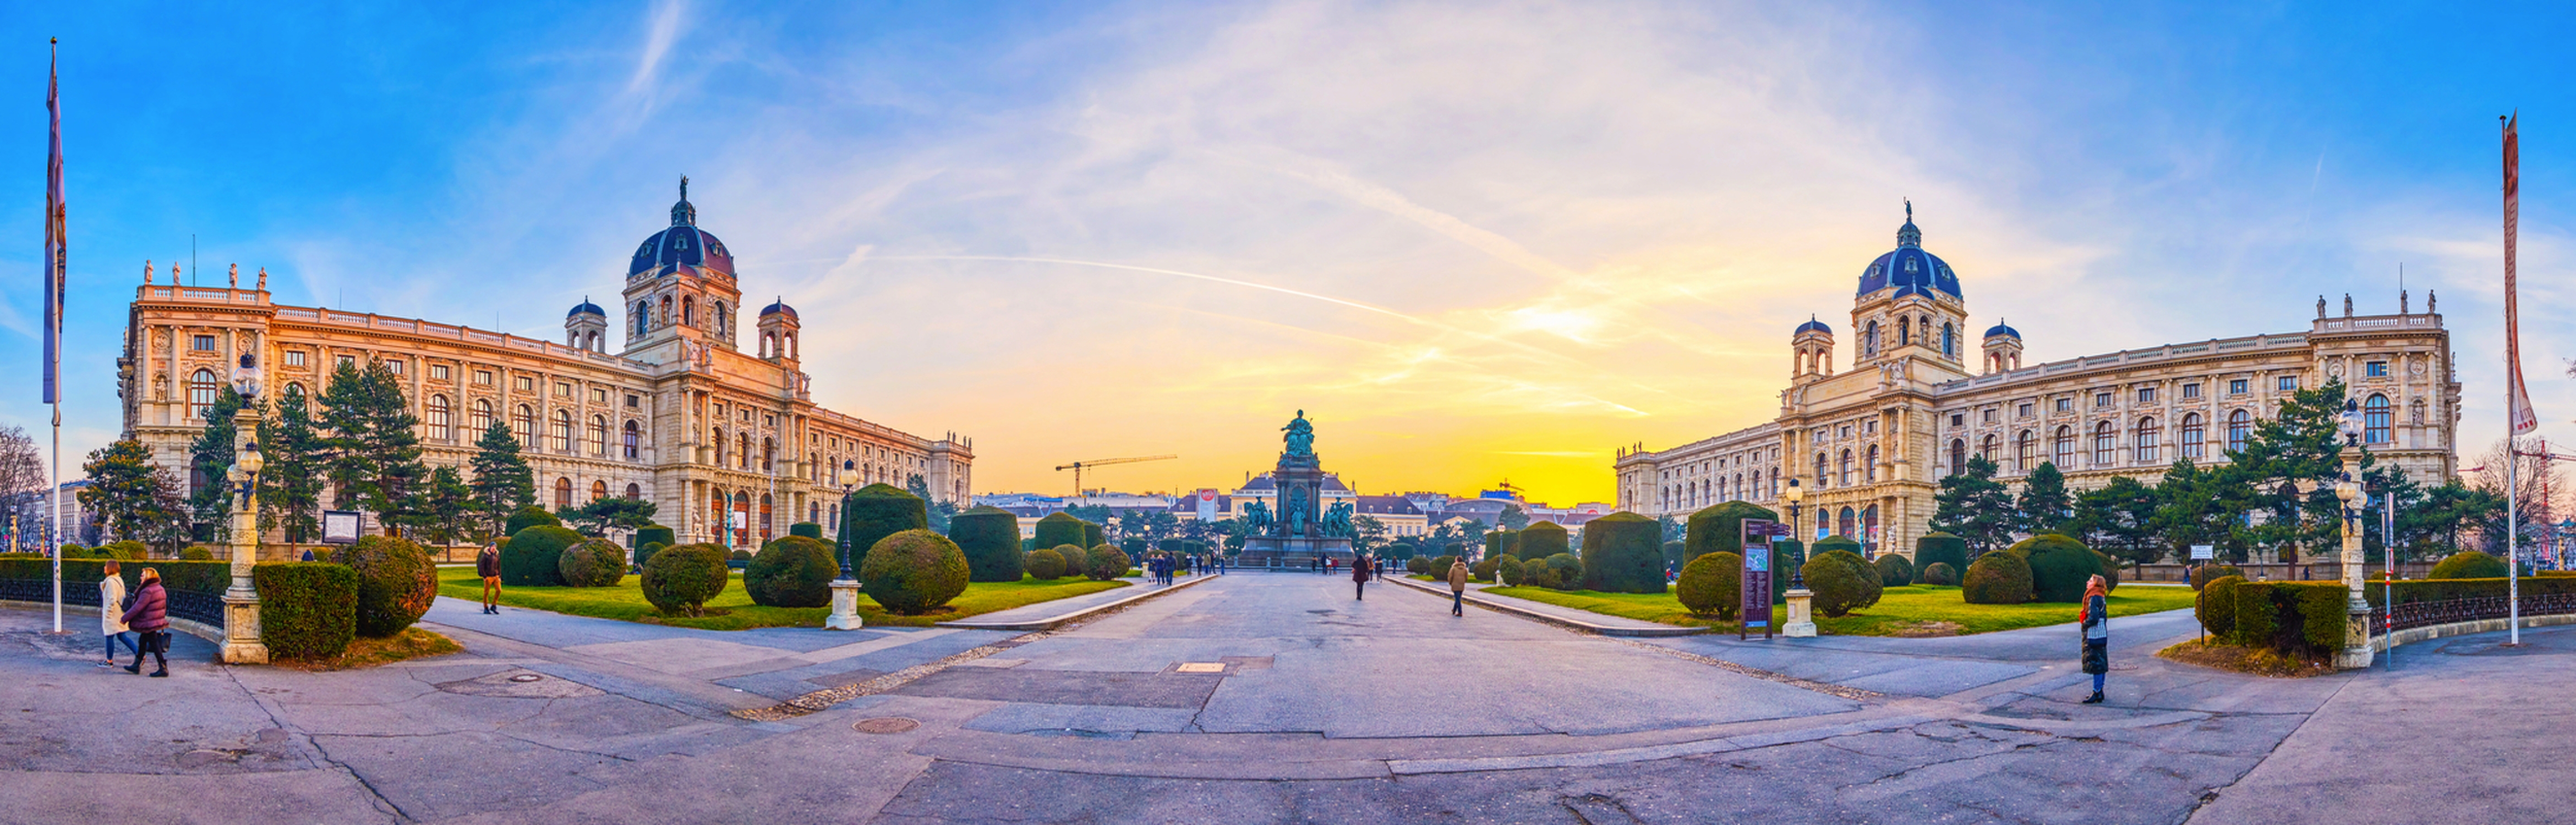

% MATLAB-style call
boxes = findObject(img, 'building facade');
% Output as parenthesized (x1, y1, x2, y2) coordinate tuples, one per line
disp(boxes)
(117, 182, 971, 551)
(1615, 209, 2459, 559)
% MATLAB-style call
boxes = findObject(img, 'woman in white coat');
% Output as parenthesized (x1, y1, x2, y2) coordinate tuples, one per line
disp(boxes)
(99, 560, 138, 668)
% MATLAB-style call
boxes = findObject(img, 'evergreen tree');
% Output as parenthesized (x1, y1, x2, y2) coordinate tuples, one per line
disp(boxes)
(79, 439, 171, 545)
(2229, 379, 2362, 560)
(1499, 504, 1530, 531)
(467, 420, 536, 540)
(2015, 461, 2072, 536)
(565, 496, 658, 537)
(256, 384, 328, 543)
(2071, 475, 2160, 565)
(418, 466, 475, 545)
(905, 474, 956, 534)
(2147, 459, 2250, 563)
(1930, 455, 2015, 553)
(185, 386, 249, 541)
(319, 360, 381, 512)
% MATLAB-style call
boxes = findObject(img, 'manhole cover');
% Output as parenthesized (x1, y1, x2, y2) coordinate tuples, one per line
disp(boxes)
(1174, 662, 1226, 674)
(854, 717, 920, 734)
(510, 674, 544, 683)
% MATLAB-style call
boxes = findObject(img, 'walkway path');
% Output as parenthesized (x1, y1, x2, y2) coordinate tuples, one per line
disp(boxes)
(4, 572, 2565, 823)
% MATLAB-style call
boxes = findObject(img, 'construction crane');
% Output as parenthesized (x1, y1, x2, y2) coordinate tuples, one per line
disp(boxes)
(1057, 455, 1178, 501)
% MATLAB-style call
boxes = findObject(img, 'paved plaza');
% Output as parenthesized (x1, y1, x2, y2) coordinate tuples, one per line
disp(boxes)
(3, 573, 2567, 824)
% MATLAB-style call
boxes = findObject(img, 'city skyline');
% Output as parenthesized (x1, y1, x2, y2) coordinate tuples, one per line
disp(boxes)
(7, 3, 2576, 507)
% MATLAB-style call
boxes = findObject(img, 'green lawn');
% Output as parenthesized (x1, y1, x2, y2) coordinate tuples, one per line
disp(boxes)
(1481, 584, 2197, 636)
(437, 568, 1128, 631)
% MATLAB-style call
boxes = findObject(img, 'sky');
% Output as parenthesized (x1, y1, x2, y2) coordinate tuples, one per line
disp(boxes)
(4, 1, 2576, 507)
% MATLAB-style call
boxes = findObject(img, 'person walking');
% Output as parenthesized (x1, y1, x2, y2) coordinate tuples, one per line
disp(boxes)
(121, 568, 169, 677)
(1352, 554, 1371, 600)
(1447, 558, 1470, 616)
(477, 542, 503, 614)
(97, 560, 136, 668)
(2079, 574, 2110, 704)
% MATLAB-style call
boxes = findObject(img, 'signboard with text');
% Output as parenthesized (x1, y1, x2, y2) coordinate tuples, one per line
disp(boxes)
(321, 510, 363, 544)
(2189, 544, 2214, 561)
(1741, 518, 1789, 640)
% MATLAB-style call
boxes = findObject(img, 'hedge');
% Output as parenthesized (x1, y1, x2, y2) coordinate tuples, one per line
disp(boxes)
(500, 525, 584, 587)
(254, 562, 357, 660)
(633, 525, 676, 553)
(1962, 551, 2034, 604)
(181, 546, 216, 561)
(557, 539, 628, 588)
(1578, 512, 1665, 593)
(1685, 502, 1778, 564)
(2362, 575, 2576, 609)
(1033, 513, 1087, 552)
(1495, 555, 1525, 586)
(0, 557, 236, 598)
(1084, 544, 1130, 582)
(2228, 581, 2349, 654)
(1676, 551, 1743, 619)
(505, 504, 562, 537)
(641, 543, 730, 617)
(860, 530, 970, 614)
(1920, 562, 1959, 586)
(1429, 556, 1459, 580)
(1872, 554, 1915, 587)
(1801, 549, 1883, 617)
(340, 535, 439, 637)
(1542, 553, 1583, 588)
(949, 506, 1024, 583)
(1811, 535, 1862, 559)
(839, 484, 927, 571)
(2429, 551, 2509, 580)
(2008, 534, 2103, 603)
(1406, 556, 1434, 576)
(2190, 564, 2244, 591)
(635, 542, 669, 570)
(1472, 556, 1500, 584)
(1492, 530, 1521, 562)
(1082, 521, 1105, 550)
(1518, 522, 1569, 562)
(747, 536, 839, 607)
(789, 522, 824, 540)
(2196, 575, 2243, 638)
(1914, 533, 1967, 580)
(1026, 546, 1072, 580)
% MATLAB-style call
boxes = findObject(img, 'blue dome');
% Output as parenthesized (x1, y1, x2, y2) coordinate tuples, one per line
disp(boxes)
(1794, 316, 1833, 336)
(627, 177, 735, 278)
(761, 300, 797, 320)
(1983, 321, 2020, 339)
(1855, 208, 1961, 301)
(567, 298, 604, 318)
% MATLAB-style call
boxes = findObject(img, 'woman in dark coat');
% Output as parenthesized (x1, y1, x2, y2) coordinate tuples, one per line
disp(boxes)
(2078, 574, 2109, 703)
(1352, 555, 1371, 600)
(121, 567, 170, 677)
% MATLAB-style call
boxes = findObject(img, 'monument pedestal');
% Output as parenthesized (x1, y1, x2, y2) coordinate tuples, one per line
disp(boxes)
(1782, 588, 1817, 638)
(1239, 536, 1355, 568)
(825, 579, 865, 630)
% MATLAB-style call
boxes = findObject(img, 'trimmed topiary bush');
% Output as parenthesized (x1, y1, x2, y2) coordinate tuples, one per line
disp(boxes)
(340, 535, 439, 637)
(1800, 549, 1882, 617)
(789, 522, 823, 540)
(1913, 532, 1967, 580)
(2429, 550, 2509, 580)
(1811, 535, 1862, 559)
(1407, 556, 1433, 576)
(1676, 551, 1743, 619)
(2190, 564, 2244, 590)
(1430, 555, 1459, 581)
(1685, 501, 1778, 564)
(1920, 562, 1960, 586)
(861, 530, 971, 614)
(2009, 534, 2102, 603)
(1873, 554, 1915, 588)
(556, 539, 628, 588)
(1766, 540, 1802, 605)
(101, 540, 148, 560)
(1490, 530, 1521, 562)
(633, 525, 675, 554)
(949, 506, 1023, 583)
(1472, 556, 1499, 583)
(635, 541, 669, 569)
(1026, 546, 1072, 580)
(1517, 522, 1569, 561)
(500, 525, 584, 587)
(1962, 551, 2035, 604)
(1544, 553, 1583, 589)
(181, 545, 215, 561)
(641, 543, 730, 617)
(1495, 554, 1525, 586)
(747, 535, 839, 607)
(505, 504, 561, 537)
(1031, 512, 1084, 550)
(839, 483, 927, 571)
(254, 562, 358, 660)
(1662, 541, 1686, 571)
(2197, 574, 2244, 639)
(1084, 544, 1131, 582)
(2092, 551, 2122, 592)
(1082, 521, 1105, 550)
(1578, 512, 1666, 593)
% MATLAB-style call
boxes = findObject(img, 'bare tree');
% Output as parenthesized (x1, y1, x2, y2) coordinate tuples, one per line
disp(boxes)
(2469, 438, 2564, 553)
(0, 426, 46, 551)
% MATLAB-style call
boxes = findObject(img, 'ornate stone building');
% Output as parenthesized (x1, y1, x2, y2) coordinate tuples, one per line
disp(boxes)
(1614, 207, 2458, 559)
(117, 181, 972, 550)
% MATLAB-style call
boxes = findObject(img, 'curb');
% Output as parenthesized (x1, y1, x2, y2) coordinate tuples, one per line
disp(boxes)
(1387, 577, 1708, 637)
(933, 573, 1217, 631)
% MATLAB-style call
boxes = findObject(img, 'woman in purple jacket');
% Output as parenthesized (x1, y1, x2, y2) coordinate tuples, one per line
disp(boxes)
(121, 568, 169, 677)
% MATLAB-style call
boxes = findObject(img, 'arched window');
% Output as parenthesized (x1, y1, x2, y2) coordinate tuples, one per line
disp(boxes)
(1814, 453, 1829, 488)
(1980, 435, 1998, 463)
(624, 483, 641, 499)
(715, 302, 728, 337)
(1839, 449, 1854, 486)
(426, 395, 452, 442)
(553, 409, 575, 453)
(2016, 430, 2036, 473)
(762, 437, 775, 472)
(1898, 316, 1911, 346)
(1949, 439, 1966, 476)
(809, 502, 820, 525)
(2365, 394, 2392, 444)
(733, 491, 752, 546)
(591, 480, 608, 501)
(659, 296, 672, 325)
(188, 369, 220, 422)
(682, 296, 696, 327)
(713, 427, 726, 465)
(590, 415, 609, 457)
(1863, 321, 1880, 357)
(2053, 426, 2075, 469)
(760, 493, 774, 541)
(624, 420, 641, 459)
(472, 399, 495, 435)
(1866, 444, 1879, 482)
(513, 404, 536, 447)
(708, 487, 728, 544)
(1863, 504, 1880, 549)
(1942, 323, 1956, 359)
(2092, 421, 2115, 466)
(1838, 506, 1857, 538)
(737, 433, 751, 470)
(1770, 466, 1779, 498)
(2227, 409, 2252, 454)
(2135, 417, 2159, 463)
(2181, 413, 2205, 460)
(636, 302, 651, 336)
(554, 477, 573, 510)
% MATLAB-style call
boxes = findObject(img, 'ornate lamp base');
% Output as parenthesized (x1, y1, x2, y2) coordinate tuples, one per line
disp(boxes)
(220, 592, 269, 664)
(2336, 607, 2373, 669)
(1782, 588, 1818, 638)
(825, 579, 865, 630)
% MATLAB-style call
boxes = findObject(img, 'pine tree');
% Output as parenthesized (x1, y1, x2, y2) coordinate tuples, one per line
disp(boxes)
(321, 360, 428, 535)
(1930, 454, 2015, 553)
(79, 439, 169, 544)
(1499, 505, 1530, 531)
(2015, 461, 2071, 536)
(417, 466, 475, 546)
(906, 474, 955, 534)
(256, 384, 328, 543)
(468, 420, 535, 540)
(319, 360, 380, 512)
(185, 386, 250, 542)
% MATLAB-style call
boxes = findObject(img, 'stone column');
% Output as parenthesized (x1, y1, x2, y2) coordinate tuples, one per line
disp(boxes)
(221, 407, 269, 664)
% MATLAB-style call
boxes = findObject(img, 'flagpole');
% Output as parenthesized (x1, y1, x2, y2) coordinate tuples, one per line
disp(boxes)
(45, 38, 62, 634)
(2503, 113, 2524, 645)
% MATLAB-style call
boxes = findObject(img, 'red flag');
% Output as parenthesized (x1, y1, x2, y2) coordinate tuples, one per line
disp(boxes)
(42, 40, 64, 405)
(2506, 113, 2537, 435)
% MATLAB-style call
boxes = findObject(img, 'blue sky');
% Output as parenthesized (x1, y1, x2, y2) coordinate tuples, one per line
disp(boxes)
(4, 1, 2573, 503)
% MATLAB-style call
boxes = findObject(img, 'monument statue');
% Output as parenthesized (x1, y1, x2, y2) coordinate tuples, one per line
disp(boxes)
(1323, 501, 1355, 538)
(1243, 499, 1272, 535)
(1282, 410, 1315, 457)
(1285, 487, 1309, 534)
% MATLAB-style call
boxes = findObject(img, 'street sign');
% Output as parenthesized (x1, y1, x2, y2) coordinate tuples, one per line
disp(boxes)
(321, 510, 363, 544)
(1740, 518, 1787, 640)
(2189, 544, 2214, 561)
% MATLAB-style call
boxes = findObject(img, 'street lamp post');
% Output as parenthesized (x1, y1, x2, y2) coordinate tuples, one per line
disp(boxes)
(2332, 399, 2372, 669)
(1781, 478, 1816, 638)
(826, 459, 863, 630)
(220, 359, 270, 664)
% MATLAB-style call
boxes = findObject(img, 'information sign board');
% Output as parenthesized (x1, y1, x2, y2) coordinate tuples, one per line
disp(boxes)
(1740, 518, 1789, 640)
(321, 510, 363, 544)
